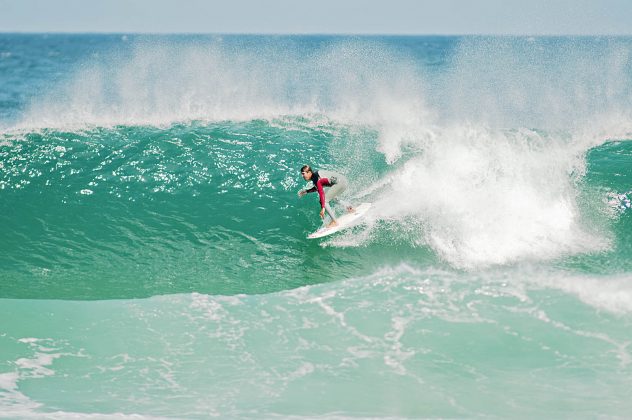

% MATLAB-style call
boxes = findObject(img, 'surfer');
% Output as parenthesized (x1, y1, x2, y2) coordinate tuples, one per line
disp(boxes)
(298, 165, 352, 228)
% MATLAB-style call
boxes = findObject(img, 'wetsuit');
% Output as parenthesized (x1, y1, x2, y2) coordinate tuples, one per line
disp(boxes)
(304, 170, 348, 222)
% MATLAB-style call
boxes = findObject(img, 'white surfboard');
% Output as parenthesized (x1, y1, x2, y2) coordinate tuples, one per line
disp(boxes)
(307, 202, 372, 239)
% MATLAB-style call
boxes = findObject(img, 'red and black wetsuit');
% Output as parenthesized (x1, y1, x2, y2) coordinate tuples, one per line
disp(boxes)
(305, 170, 335, 209)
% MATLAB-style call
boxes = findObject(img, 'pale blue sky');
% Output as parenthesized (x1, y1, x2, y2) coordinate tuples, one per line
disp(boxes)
(1, 0, 631, 35)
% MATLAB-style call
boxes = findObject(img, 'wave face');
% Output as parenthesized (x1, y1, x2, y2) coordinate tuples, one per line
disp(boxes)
(1, 34, 632, 418)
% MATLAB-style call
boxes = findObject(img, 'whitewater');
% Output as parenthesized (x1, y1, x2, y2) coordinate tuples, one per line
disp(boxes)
(1, 34, 631, 418)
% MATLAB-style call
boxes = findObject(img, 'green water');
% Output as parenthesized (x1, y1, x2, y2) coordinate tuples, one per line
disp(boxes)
(1, 121, 433, 299)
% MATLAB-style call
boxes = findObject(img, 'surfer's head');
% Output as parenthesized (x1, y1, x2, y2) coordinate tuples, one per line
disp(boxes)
(300, 165, 313, 181)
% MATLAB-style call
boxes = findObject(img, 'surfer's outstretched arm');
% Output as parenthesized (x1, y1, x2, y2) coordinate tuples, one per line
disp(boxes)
(300, 186, 317, 195)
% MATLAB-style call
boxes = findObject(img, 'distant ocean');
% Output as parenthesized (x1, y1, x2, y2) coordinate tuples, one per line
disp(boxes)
(1, 33, 631, 418)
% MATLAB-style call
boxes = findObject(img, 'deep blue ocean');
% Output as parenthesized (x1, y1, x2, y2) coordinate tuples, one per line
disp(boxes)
(1, 33, 632, 418)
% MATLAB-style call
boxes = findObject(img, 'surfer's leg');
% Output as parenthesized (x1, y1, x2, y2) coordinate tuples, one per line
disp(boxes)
(323, 202, 338, 227)
(324, 176, 350, 221)
(325, 176, 348, 202)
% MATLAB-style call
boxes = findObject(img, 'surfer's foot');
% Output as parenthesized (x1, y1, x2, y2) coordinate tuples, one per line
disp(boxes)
(327, 220, 338, 228)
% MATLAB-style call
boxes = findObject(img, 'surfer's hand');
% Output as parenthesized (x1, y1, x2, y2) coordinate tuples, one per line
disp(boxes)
(298, 190, 306, 197)
(319, 208, 325, 219)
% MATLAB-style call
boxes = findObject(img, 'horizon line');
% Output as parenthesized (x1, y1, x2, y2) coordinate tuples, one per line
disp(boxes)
(2, 31, 632, 38)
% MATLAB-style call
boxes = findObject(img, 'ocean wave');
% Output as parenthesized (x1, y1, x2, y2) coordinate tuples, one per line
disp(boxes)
(1, 120, 630, 300)
(1, 36, 632, 295)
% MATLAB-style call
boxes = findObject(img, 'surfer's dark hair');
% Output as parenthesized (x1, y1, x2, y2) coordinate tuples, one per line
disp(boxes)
(300, 165, 311, 173)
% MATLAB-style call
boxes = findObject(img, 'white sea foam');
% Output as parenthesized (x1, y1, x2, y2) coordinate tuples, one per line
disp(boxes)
(369, 124, 612, 268)
(538, 273, 632, 315)
(360, 38, 632, 268)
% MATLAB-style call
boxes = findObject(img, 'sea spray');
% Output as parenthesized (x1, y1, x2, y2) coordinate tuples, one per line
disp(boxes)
(370, 124, 611, 268)
(15, 37, 429, 130)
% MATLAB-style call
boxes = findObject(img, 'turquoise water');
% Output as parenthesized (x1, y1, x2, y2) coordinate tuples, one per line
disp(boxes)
(1, 34, 632, 418)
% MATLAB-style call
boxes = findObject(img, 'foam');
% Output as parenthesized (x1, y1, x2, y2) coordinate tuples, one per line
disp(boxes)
(337, 263, 632, 316)
(360, 37, 632, 268)
(370, 123, 612, 268)
(541, 273, 632, 315)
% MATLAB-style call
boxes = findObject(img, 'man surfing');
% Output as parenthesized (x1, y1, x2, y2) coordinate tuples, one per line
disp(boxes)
(298, 165, 353, 228)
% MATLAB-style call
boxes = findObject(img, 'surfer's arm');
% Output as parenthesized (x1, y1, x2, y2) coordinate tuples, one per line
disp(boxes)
(316, 178, 330, 208)
(299, 186, 316, 197)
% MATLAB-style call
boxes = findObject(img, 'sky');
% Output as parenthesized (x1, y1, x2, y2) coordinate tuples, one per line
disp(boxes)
(1, 0, 632, 35)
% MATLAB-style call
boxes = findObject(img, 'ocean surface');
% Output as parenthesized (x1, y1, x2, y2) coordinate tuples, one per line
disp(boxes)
(1, 33, 631, 418)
